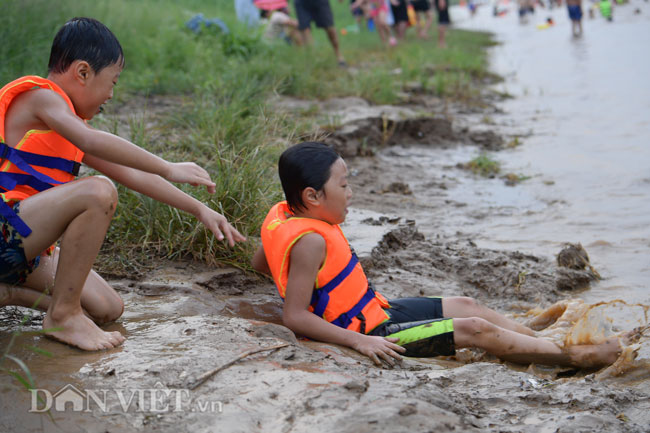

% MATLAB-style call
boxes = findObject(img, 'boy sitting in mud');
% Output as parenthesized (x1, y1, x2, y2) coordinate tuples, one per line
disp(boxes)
(0, 17, 245, 351)
(252, 141, 635, 368)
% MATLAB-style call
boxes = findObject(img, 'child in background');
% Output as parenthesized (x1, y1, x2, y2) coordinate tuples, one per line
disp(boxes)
(410, 0, 434, 39)
(567, 0, 584, 35)
(390, 0, 410, 40)
(599, 0, 613, 20)
(351, 0, 397, 46)
(255, 0, 301, 45)
(252, 142, 634, 368)
(294, 0, 347, 66)
(0, 17, 245, 351)
(350, 0, 367, 30)
(434, 0, 451, 48)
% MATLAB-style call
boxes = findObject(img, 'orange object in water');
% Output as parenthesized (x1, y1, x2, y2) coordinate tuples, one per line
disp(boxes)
(261, 201, 390, 334)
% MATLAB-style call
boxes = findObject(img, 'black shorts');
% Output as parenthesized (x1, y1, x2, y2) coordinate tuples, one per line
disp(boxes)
(411, 0, 431, 12)
(350, 0, 364, 16)
(0, 201, 40, 285)
(295, 0, 334, 30)
(370, 297, 455, 358)
(391, 0, 409, 24)
(434, 1, 450, 24)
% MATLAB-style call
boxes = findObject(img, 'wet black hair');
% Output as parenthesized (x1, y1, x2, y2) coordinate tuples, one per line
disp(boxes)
(278, 142, 341, 213)
(48, 17, 124, 74)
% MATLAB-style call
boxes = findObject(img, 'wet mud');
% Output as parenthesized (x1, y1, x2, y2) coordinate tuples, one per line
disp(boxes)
(322, 112, 504, 158)
(2, 82, 649, 433)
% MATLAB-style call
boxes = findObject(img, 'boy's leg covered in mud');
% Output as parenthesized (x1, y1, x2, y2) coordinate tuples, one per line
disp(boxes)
(369, 296, 634, 368)
(452, 317, 639, 368)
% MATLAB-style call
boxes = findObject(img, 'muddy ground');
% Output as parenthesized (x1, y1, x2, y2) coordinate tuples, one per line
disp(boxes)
(1, 91, 649, 432)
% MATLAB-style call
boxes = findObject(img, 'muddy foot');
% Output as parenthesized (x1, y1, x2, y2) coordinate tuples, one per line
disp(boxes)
(568, 328, 643, 369)
(43, 310, 125, 351)
(622, 325, 649, 345)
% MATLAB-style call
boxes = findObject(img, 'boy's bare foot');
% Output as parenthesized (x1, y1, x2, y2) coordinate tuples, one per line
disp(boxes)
(625, 324, 649, 343)
(43, 309, 125, 351)
(568, 328, 643, 368)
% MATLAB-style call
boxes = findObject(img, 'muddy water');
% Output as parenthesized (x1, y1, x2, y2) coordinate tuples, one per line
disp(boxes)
(440, 3, 650, 305)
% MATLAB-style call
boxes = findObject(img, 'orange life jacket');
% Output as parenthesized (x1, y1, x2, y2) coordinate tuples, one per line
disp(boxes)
(0, 76, 84, 237)
(261, 201, 390, 334)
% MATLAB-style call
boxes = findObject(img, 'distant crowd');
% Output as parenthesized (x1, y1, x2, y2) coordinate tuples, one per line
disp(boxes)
(254, 0, 452, 67)
(502, 0, 638, 36)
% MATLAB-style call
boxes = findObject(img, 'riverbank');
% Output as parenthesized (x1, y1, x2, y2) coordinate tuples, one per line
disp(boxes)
(2, 81, 649, 432)
(2, 1, 650, 432)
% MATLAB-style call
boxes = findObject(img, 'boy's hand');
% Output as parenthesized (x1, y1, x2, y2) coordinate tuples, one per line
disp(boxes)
(165, 162, 217, 194)
(197, 206, 247, 247)
(352, 335, 406, 366)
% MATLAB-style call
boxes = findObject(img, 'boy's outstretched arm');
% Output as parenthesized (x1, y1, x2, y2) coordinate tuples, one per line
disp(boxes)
(26, 89, 215, 192)
(283, 234, 405, 366)
(84, 155, 245, 246)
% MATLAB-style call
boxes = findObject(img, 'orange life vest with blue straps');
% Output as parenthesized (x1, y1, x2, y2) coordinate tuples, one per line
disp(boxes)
(0, 76, 84, 237)
(261, 201, 390, 334)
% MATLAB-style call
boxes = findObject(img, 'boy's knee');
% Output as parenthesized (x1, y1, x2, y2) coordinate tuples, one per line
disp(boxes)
(106, 296, 124, 323)
(92, 296, 124, 324)
(455, 317, 493, 339)
(84, 176, 118, 209)
(449, 296, 481, 313)
(457, 296, 478, 308)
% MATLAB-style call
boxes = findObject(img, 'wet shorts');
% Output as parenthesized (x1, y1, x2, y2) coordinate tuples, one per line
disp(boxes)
(295, 0, 334, 30)
(411, 0, 431, 12)
(435, 1, 450, 24)
(370, 297, 455, 358)
(391, 0, 409, 24)
(0, 201, 40, 285)
(567, 5, 583, 20)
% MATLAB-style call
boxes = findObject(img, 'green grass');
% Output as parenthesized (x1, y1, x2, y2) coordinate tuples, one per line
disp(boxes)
(465, 153, 501, 177)
(1, 0, 495, 270)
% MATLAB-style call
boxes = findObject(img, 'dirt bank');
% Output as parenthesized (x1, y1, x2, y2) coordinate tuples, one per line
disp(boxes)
(1, 92, 649, 433)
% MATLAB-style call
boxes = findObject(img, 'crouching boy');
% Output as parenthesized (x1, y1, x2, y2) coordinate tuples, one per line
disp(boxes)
(0, 17, 246, 351)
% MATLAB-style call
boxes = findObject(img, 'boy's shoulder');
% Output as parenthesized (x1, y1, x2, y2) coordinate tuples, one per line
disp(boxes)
(3, 75, 57, 95)
(1, 76, 76, 145)
(1, 76, 71, 109)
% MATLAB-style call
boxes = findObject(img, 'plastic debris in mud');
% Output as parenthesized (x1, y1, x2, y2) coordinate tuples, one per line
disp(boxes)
(523, 299, 649, 378)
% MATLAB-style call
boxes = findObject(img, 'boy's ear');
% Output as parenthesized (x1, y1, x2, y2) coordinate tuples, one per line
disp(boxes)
(71, 60, 92, 85)
(302, 187, 321, 208)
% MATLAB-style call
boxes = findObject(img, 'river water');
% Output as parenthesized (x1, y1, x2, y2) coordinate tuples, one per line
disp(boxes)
(443, 2, 650, 306)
